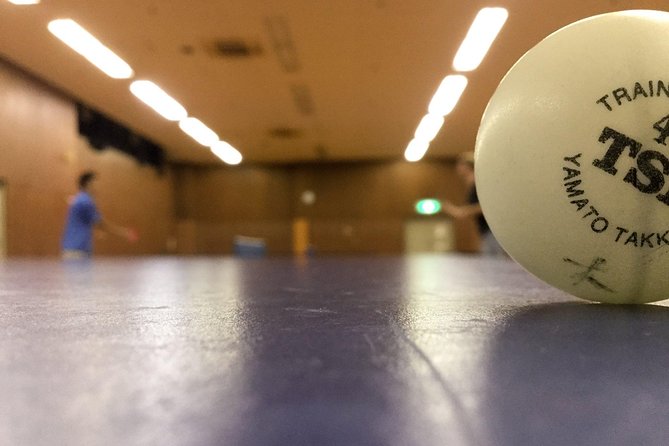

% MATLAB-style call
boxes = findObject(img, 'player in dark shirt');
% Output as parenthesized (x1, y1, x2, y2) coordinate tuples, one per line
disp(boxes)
(442, 152, 505, 256)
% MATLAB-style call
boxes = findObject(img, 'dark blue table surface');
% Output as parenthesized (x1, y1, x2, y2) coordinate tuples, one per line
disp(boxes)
(1, 255, 668, 446)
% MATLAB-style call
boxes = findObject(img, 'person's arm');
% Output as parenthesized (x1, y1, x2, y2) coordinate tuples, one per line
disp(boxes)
(441, 200, 482, 219)
(96, 218, 136, 242)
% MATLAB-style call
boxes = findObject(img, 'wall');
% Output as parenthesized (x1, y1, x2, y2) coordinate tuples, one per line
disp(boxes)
(292, 161, 479, 253)
(0, 55, 478, 257)
(174, 160, 480, 255)
(174, 165, 293, 254)
(0, 59, 175, 256)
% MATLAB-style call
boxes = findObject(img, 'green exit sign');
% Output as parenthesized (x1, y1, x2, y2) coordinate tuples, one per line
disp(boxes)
(415, 199, 442, 215)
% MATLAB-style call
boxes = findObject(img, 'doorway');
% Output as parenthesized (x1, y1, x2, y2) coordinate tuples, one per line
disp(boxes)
(404, 218, 454, 253)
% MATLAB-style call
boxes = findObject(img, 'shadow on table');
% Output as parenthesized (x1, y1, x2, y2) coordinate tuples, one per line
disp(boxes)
(484, 302, 669, 446)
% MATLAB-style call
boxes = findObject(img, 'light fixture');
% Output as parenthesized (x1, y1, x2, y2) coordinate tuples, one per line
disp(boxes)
(130, 80, 187, 121)
(404, 138, 430, 162)
(452, 7, 508, 72)
(414, 113, 444, 143)
(47, 19, 133, 79)
(211, 141, 243, 165)
(6, 0, 40, 4)
(428, 75, 468, 116)
(179, 118, 219, 147)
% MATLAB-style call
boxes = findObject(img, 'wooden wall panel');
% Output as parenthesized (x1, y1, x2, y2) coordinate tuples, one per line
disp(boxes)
(0, 58, 480, 257)
(173, 165, 293, 255)
(175, 160, 481, 255)
(309, 219, 405, 254)
(190, 221, 292, 255)
(175, 165, 292, 221)
(291, 161, 479, 253)
(0, 59, 175, 256)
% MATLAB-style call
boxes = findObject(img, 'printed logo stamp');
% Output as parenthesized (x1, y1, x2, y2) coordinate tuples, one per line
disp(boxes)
(561, 80, 669, 249)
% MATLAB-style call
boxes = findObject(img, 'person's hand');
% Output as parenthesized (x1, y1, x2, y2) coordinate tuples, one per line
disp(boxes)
(442, 200, 466, 219)
(125, 227, 139, 243)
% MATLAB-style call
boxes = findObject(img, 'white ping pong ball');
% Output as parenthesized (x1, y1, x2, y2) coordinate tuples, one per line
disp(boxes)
(475, 10, 669, 304)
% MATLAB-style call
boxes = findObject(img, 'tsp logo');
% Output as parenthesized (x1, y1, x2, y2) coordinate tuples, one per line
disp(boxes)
(592, 115, 669, 204)
(561, 108, 669, 248)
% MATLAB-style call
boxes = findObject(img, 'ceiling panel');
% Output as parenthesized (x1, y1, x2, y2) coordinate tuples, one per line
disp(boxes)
(0, 0, 666, 164)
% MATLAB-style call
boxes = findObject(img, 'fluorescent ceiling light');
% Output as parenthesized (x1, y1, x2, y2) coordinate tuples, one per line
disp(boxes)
(428, 75, 468, 116)
(414, 113, 444, 142)
(130, 80, 187, 121)
(47, 19, 133, 79)
(179, 117, 219, 147)
(453, 7, 508, 72)
(211, 141, 243, 165)
(7, 0, 40, 4)
(404, 138, 430, 162)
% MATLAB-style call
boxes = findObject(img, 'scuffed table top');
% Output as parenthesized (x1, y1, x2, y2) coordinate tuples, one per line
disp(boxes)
(1, 255, 667, 446)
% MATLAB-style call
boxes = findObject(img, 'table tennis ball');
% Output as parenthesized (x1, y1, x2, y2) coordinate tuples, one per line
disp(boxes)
(475, 10, 669, 304)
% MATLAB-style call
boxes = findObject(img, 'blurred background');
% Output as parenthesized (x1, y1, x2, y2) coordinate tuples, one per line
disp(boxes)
(0, 0, 663, 257)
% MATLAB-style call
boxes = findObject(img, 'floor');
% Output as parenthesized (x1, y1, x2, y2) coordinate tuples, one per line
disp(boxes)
(2, 255, 668, 446)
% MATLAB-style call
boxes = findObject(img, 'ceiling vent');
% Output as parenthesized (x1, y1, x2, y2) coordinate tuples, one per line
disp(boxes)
(206, 39, 262, 58)
(269, 127, 302, 139)
(290, 84, 315, 116)
(265, 16, 300, 72)
(314, 144, 328, 160)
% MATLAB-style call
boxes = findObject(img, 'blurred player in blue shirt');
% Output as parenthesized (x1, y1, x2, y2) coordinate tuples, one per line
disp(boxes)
(61, 171, 135, 258)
